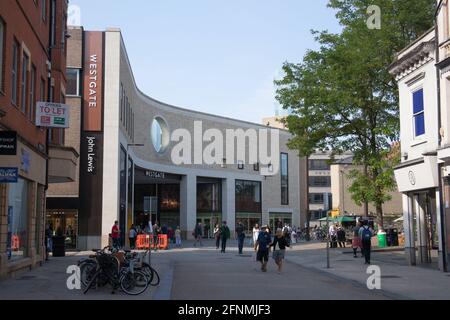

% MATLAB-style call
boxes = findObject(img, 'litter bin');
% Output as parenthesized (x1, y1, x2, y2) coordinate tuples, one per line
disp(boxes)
(386, 228, 399, 247)
(377, 231, 387, 248)
(52, 236, 66, 257)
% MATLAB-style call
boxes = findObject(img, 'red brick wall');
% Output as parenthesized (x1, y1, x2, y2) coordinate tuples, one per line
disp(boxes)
(0, 0, 67, 149)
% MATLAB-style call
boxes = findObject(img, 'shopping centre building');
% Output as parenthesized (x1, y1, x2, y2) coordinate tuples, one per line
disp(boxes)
(47, 27, 306, 250)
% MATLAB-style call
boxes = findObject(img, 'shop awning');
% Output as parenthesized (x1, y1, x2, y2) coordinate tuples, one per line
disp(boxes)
(318, 216, 356, 223)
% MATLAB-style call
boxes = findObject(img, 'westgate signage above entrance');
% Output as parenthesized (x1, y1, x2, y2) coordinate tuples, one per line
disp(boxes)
(145, 171, 166, 179)
(36, 102, 70, 128)
(0, 131, 17, 155)
(83, 31, 104, 132)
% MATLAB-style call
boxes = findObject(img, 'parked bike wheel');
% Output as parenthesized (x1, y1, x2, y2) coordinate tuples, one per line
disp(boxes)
(120, 270, 149, 295)
(83, 269, 102, 294)
(79, 260, 98, 287)
(148, 266, 160, 286)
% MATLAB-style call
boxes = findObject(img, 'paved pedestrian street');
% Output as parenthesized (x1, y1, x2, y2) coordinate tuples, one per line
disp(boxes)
(1, 241, 449, 300)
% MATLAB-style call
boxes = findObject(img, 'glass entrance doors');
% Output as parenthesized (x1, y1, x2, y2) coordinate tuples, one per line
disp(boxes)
(46, 210, 78, 249)
(197, 215, 221, 238)
(269, 213, 292, 234)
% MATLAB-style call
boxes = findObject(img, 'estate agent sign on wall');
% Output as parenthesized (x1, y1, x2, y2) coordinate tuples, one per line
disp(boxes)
(36, 102, 70, 128)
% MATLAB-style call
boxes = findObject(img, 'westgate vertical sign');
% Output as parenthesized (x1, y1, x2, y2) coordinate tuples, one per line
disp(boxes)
(83, 31, 103, 132)
(79, 31, 105, 242)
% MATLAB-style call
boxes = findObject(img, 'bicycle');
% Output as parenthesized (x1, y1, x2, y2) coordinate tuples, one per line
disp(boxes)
(82, 251, 149, 295)
(133, 250, 160, 287)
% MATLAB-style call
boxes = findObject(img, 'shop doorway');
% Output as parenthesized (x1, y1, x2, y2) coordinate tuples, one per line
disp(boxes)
(236, 214, 262, 236)
(197, 215, 221, 238)
(412, 192, 439, 267)
(133, 168, 181, 234)
(269, 213, 292, 234)
(46, 210, 78, 249)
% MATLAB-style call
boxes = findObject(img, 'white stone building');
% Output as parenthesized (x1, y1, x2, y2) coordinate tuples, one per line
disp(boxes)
(48, 27, 305, 250)
(389, 21, 448, 271)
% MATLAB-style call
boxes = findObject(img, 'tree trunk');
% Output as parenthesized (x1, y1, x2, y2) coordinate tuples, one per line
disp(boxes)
(376, 203, 384, 231)
(364, 164, 369, 216)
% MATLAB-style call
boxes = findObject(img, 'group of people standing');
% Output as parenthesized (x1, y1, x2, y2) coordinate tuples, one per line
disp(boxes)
(328, 220, 375, 265)
(213, 222, 231, 253)
(328, 224, 347, 248)
(111, 220, 183, 251)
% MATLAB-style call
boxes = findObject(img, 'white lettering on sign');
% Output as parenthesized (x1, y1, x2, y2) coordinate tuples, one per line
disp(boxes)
(88, 55, 98, 108)
(146, 171, 165, 179)
(87, 137, 96, 174)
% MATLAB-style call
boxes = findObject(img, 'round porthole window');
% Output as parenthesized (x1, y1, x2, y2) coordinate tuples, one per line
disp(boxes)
(151, 117, 169, 153)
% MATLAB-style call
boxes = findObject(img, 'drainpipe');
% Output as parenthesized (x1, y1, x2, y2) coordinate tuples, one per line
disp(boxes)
(45, 0, 56, 191)
(435, 1, 448, 272)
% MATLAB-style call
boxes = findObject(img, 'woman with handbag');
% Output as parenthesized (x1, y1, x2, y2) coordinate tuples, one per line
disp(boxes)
(271, 228, 290, 274)
(214, 224, 221, 249)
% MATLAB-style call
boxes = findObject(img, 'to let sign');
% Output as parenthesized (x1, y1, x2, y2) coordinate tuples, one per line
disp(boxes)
(36, 102, 70, 128)
(0, 131, 17, 155)
(0, 168, 19, 183)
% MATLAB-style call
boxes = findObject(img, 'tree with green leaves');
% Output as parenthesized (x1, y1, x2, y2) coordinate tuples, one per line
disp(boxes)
(275, 0, 435, 228)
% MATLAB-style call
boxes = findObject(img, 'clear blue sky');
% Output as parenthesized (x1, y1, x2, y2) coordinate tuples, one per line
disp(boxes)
(70, 0, 341, 123)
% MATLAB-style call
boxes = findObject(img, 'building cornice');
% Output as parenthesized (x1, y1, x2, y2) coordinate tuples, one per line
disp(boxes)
(389, 40, 435, 81)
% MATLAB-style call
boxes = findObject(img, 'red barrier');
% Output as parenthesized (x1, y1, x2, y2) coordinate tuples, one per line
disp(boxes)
(136, 234, 169, 250)
(158, 234, 168, 250)
(12, 235, 20, 251)
(136, 235, 151, 250)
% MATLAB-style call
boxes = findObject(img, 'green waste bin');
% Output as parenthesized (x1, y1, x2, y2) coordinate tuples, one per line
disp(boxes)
(377, 231, 387, 248)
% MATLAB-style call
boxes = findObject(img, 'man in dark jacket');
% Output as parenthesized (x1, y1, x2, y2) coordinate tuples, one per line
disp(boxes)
(220, 221, 231, 253)
(236, 221, 246, 254)
(256, 225, 272, 272)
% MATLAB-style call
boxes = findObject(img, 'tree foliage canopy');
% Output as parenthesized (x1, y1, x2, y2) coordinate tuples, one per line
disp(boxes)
(275, 0, 435, 226)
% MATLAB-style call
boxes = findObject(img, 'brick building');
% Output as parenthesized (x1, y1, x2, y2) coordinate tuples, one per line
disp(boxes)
(0, 0, 76, 278)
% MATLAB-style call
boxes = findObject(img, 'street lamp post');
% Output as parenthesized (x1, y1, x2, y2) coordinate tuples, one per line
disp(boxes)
(326, 211, 330, 269)
(125, 143, 144, 246)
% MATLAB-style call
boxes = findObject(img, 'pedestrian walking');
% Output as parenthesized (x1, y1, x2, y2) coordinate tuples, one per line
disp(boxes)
(236, 221, 246, 254)
(271, 228, 290, 274)
(252, 224, 261, 250)
(337, 226, 346, 248)
(175, 226, 182, 248)
(282, 223, 292, 246)
(129, 224, 137, 250)
(220, 221, 231, 253)
(359, 220, 374, 264)
(111, 221, 120, 250)
(256, 225, 272, 272)
(214, 224, 221, 249)
(45, 224, 53, 261)
(290, 229, 297, 244)
(352, 221, 363, 258)
(193, 222, 203, 247)
(153, 221, 160, 251)
(167, 227, 175, 244)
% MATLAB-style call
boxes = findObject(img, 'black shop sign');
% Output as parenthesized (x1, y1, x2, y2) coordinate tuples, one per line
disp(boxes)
(0, 131, 17, 155)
